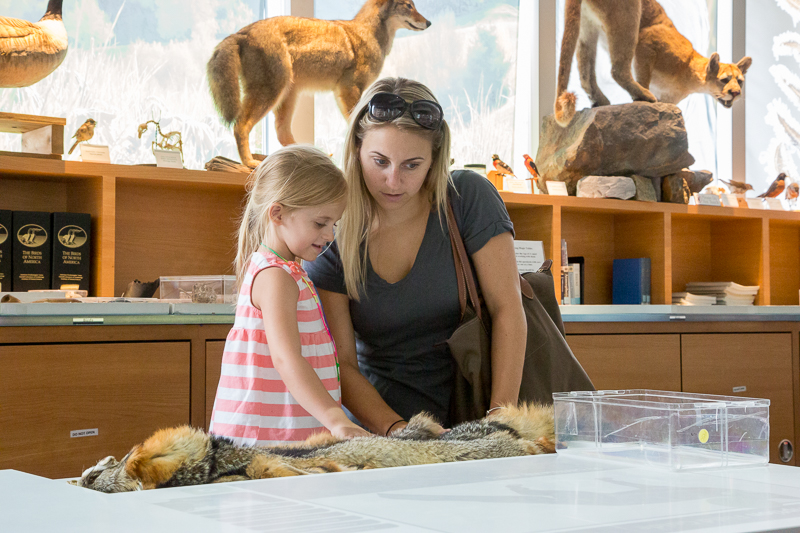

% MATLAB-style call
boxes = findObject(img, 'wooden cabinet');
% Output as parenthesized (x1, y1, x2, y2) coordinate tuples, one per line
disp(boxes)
(681, 333, 795, 466)
(567, 334, 681, 391)
(0, 342, 190, 479)
(206, 340, 225, 429)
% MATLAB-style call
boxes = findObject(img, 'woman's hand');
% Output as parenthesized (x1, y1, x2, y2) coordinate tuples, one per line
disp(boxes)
(331, 422, 371, 440)
(386, 420, 449, 436)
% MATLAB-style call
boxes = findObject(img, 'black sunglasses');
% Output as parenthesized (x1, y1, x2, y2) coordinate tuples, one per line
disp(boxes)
(367, 92, 444, 130)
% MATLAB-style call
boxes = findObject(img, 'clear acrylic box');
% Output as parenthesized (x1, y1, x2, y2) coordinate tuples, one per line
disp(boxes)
(159, 275, 237, 304)
(554, 389, 770, 470)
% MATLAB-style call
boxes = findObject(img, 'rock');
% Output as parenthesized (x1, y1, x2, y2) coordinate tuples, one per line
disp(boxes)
(536, 102, 695, 194)
(662, 174, 690, 204)
(686, 169, 713, 194)
(576, 176, 636, 200)
(649, 176, 663, 201)
(632, 175, 657, 202)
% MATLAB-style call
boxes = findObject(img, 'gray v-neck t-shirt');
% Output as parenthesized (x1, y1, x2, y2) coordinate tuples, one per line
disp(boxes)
(305, 170, 514, 425)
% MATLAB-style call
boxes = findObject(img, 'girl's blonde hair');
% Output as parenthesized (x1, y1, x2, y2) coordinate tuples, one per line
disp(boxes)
(339, 77, 452, 300)
(235, 144, 346, 285)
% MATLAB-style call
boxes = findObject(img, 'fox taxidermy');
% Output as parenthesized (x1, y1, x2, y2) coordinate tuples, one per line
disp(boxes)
(207, 0, 431, 168)
(554, 0, 752, 126)
(73, 404, 555, 493)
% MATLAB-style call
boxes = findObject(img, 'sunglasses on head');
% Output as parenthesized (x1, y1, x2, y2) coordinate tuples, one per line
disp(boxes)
(367, 92, 444, 130)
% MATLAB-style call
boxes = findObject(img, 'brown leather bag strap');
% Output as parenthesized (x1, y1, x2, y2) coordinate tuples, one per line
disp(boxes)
(446, 198, 482, 321)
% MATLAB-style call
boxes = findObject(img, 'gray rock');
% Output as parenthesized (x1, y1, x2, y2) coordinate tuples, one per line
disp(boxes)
(662, 174, 690, 204)
(576, 176, 636, 199)
(536, 102, 695, 194)
(632, 174, 658, 202)
(686, 169, 713, 194)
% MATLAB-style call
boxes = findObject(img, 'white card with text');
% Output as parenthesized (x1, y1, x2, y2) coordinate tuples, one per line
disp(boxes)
(765, 197, 785, 210)
(697, 193, 721, 206)
(721, 194, 739, 207)
(746, 198, 765, 209)
(154, 149, 184, 169)
(514, 240, 546, 273)
(79, 144, 111, 163)
(547, 181, 569, 196)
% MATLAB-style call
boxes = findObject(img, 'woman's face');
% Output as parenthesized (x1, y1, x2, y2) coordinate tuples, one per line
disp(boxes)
(359, 125, 434, 212)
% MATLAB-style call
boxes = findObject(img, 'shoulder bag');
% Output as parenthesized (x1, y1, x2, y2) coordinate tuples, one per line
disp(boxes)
(445, 199, 595, 424)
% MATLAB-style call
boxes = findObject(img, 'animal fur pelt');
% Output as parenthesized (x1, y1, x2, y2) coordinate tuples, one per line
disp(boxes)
(555, 0, 751, 126)
(207, 0, 430, 169)
(73, 403, 555, 493)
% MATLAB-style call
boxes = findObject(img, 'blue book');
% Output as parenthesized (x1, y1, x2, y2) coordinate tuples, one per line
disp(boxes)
(613, 258, 651, 305)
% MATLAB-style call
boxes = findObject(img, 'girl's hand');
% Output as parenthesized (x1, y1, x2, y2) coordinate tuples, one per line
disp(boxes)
(331, 423, 371, 440)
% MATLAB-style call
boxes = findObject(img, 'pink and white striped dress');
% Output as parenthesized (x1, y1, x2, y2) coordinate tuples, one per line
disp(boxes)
(209, 249, 340, 445)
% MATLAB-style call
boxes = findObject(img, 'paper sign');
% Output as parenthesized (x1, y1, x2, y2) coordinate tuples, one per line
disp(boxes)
(765, 197, 785, 211)
(697, 193, 721, 206)
(514, 240, 545, 273)
(746, 198, 765, 209)
(547, 181, 569, 196)
(154, 149, 184, 169)
(79, 144, 110, 163)
(503, 177, 532, 194)
(689, 193, 697, 205)
(721, 194, 739, 207)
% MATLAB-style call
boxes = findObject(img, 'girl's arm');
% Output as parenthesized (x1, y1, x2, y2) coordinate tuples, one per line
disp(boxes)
(317, 288, 430, 435)
(252, 268, 370, 439)
(470, 232, 526, 408)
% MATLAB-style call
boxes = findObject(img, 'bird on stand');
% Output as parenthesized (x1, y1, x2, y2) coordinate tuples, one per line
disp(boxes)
(786, 182, 799, 204)
(523, 154, 545, 193)
(758, 173, 786, 198)
(68, 119, 97, 155)
(0, 0, 68, 88)
(720, 179, 753, 195)
(492, 154, 515, 176)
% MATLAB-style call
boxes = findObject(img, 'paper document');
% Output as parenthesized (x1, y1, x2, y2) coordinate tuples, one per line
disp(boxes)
(514, 240, 545, 273)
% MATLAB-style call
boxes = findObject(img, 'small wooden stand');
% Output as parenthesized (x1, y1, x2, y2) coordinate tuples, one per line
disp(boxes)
(0, 112, 65, 160)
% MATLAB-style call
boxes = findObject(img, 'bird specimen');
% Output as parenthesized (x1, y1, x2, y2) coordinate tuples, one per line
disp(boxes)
(492, 154, 515, 176)
(720, 179, 754, 195)
(68, 119, 97, 155)
(786, 182, 799, 202)
(758, 173, 786, 198)
(522, 154, 545, 193)
(1, 0, 67, 88)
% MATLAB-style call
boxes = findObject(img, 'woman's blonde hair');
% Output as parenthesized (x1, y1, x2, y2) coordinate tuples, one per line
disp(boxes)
(339, 77, 452, 300)
(235, 144, 346, 285)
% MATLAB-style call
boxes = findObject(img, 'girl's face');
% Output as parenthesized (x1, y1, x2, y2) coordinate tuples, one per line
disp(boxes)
(359, 126, 434, 213)
(275, 200, 346, 262)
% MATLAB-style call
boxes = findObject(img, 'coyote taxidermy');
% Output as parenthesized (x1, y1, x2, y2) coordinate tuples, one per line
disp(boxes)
(74, 404, 554, 493)
(207, 0, 430, 168)
(555, 0, 752, 126)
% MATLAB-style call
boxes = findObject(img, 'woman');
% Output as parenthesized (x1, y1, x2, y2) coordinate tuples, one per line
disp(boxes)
(306, 77, 526, 436)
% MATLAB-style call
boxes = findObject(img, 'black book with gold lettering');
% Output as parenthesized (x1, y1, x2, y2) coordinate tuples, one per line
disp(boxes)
(51, 212, 91, 292)
(0, 210, 11, 292)
(12, 211, 51, 291)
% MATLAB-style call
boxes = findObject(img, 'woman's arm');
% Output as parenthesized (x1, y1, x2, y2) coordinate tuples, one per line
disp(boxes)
(253, 269, 370, 439)
(316, 288, 414, 435)
(470, 232, 526, 408)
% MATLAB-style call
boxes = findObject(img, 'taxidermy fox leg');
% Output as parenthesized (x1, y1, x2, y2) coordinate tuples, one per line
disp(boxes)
(554, 0, 581, 126)
(273, 86, 300, 147)
(576, 23, 609, 108)
(334, 83, 365, 118)
(603, 8, 657, 105)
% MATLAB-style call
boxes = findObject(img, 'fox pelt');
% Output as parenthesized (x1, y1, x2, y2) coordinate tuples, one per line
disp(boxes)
(73, 403, 554, 493)
(555, 0, 751, 126)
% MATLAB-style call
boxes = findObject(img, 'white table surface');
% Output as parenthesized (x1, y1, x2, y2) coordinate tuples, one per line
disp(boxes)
(5, 453, 800, 532)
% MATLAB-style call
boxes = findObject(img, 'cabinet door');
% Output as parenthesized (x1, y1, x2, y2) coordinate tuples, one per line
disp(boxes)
(682, 333, 794, 466)
(567, 334, 681, 391)
(0, 342, 190, 479)
(206, 341, 225, 430)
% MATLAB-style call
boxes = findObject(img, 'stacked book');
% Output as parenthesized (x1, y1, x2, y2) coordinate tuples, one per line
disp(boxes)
(683, 282, 760, 306)
(672, 292, 716, 306)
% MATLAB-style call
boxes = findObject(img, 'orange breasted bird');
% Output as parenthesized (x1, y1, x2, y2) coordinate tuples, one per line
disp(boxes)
(786, 182, 799, 201)
(758, 173, 786, 198)
(523, 154, 545, 193)
(492, 154, 514, 176)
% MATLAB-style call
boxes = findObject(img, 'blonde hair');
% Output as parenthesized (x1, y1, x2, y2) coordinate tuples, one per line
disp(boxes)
(339, 77, 452, 300)
(235, 144, 346, 285)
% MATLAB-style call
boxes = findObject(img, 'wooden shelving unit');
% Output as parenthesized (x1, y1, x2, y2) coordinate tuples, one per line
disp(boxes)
(2, 153, 799, 304)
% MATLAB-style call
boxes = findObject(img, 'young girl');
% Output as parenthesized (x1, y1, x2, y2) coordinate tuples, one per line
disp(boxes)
(209, 145, 370, 445)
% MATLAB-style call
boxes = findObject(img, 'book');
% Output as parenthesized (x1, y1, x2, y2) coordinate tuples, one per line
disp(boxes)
(12, 210, 51, 291)
(0, 210, 10, 292)
(568, 256, 585, 305)
(51, 212, 91, 292)
(684, 282, 759, 306)
(613, 258, 650, 305)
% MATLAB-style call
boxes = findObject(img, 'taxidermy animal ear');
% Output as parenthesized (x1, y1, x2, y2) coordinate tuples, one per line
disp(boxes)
(706, 52, 720, 80)
(737, 56, 752, 75)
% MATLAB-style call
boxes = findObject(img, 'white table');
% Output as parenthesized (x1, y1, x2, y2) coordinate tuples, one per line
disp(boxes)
(4, 454, 800, 532)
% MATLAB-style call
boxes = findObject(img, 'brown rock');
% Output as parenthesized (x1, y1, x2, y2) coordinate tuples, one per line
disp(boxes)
(685, 169, 713, 194)
(662, 174, 690, 204)
(631, 175, 657, 202)
(536, 102, 695, 194)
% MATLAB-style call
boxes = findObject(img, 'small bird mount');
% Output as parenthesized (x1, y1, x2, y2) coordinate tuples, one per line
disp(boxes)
(137, 119, 184, 163)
